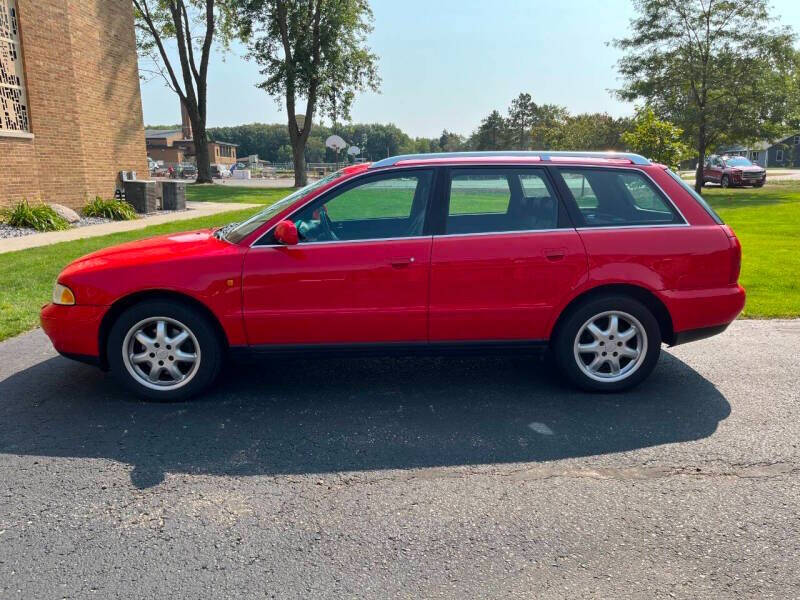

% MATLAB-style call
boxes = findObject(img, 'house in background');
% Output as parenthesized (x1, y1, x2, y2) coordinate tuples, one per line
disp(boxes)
(145, 105, 238, 168)
(0, 0, 148, 209)
(718, 133, 800, 168)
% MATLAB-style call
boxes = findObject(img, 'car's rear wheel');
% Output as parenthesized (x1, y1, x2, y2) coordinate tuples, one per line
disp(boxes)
(553, 295, 661, 392)
(107, 300, 222, 401)
(721, 175, 730, 188)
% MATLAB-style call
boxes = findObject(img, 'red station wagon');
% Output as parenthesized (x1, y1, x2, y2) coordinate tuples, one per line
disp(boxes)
(41, 151, 745, 400)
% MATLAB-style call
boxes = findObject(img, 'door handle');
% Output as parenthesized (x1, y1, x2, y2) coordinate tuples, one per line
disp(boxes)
(390, 257, 415, 268)
(544, 247, 567, 261)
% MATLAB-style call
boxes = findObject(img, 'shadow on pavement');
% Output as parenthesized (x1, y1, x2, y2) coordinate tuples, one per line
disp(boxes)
(0, 352, 730, 488)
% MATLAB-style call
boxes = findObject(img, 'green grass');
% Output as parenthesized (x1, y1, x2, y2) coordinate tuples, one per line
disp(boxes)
(186, 184, 294, 204)
(703, 184, 800, 318)
(0, 181, 798, 343)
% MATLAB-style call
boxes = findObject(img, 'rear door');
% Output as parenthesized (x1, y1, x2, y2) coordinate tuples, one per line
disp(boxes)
(428, 167, 587, 342)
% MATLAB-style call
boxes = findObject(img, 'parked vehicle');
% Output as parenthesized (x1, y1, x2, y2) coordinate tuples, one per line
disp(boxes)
(41, 151, 745, 401)
(210, 164, 231, 178)
(703, 155, 766, 188)
(176, 163, 197, 179)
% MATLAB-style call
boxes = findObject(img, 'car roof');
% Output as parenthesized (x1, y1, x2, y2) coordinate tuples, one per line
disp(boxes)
(368, 151, 651, 170)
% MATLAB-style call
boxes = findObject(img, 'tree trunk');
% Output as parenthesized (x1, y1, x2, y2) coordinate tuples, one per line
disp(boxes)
(193, 120, 213, 184)
(291, 140, 307, 187)
(694, 124, 706, 194)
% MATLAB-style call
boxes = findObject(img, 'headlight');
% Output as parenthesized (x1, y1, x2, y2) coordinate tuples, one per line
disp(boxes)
(52, 282, 76, 305)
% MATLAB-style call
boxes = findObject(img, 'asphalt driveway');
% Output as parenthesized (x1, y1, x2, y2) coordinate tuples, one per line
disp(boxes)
(1, 321, 798, 598)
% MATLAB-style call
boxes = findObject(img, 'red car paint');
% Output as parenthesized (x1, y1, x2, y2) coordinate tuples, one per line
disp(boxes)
(41, 156, 745, 366)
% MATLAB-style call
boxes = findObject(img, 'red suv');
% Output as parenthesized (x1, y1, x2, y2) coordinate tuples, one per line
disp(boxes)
(703, 154, 766, 188)
(41, 152, 745, 400)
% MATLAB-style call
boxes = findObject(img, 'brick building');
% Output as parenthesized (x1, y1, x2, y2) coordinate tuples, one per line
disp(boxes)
(0, 0, 148, 209)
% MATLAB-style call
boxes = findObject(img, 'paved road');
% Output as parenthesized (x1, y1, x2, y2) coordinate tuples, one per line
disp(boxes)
(1, 321, 798, 598)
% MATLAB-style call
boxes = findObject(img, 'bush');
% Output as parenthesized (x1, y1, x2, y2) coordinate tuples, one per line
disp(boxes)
(3, 200, 70, 232)
(82, 197, 137, 221)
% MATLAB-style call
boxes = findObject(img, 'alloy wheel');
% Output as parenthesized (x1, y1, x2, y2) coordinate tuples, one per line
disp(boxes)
(122, 316, 201, 391)
(573, 310, 648, 383)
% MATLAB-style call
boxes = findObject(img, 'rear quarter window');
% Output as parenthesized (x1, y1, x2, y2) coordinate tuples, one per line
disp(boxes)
(557, 168, 683, 227)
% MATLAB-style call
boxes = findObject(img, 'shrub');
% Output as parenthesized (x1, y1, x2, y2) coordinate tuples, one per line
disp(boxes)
(82, 197, 137, 221)
(3, 200, 70, 232)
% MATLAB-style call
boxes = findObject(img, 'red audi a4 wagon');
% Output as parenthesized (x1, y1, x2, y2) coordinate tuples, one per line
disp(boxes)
(41, 151, 745, 400)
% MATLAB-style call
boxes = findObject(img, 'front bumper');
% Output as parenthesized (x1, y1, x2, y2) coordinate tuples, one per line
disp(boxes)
(40, 303, 107, 360)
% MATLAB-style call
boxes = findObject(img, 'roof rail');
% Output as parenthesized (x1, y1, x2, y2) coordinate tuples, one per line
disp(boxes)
(370, 150, 651, 168)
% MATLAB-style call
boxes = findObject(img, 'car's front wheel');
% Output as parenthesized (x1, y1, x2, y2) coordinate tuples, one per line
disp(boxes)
(721, 175, 730, 188)
(107, 300, 223, 401)
(553, 295, 661, 392)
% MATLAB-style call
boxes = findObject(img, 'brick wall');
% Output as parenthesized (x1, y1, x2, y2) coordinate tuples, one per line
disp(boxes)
(0, 0, 148, 209)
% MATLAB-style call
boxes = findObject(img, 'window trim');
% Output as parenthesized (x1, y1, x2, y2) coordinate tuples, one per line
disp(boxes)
(776, 149, 784, 162)
(251, 166, 437, 247)
(551, 165, 688, 229)
(435, 165, 569, 237)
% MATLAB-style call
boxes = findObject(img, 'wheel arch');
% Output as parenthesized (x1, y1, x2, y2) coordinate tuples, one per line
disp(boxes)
(97, 290, 230, 369)
(549, 284, 675, 347)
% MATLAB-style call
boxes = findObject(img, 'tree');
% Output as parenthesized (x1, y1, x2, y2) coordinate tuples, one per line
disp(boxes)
(621, 107, 689, 169)
(134, 0, 236, 183)
(558, 113, 631, 151)
(506, 93, 537, 149)
(614, 0, 798, 192)
(471, 110, 509, 150)
(240, 0, 380, 186)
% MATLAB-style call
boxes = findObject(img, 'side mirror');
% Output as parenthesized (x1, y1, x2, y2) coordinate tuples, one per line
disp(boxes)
(274, 220, 299, 245)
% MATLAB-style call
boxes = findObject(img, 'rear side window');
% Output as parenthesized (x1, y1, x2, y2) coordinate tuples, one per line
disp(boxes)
(445, 168, 558, 234)
(664, 168, 724, 224)
(557, 168, 683, 227)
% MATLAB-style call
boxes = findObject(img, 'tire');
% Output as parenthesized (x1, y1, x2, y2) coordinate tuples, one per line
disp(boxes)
(721, 175, 730, 188)
(107, 299, 223, 401)
(753, 182, 764, 188)
(552, 295, 662, 392)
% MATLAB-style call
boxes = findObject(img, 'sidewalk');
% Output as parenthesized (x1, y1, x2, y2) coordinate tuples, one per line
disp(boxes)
(0, 201, 259, 255)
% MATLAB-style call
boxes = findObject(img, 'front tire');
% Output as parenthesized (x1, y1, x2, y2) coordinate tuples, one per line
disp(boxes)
(107, 300, 223, 401)
(553, 295, 661, 392)
(721, 175, 730, 188)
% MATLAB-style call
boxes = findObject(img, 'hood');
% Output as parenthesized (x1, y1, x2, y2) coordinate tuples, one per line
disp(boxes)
(730, 165, 765, 172)
(61, 229, 226, 276)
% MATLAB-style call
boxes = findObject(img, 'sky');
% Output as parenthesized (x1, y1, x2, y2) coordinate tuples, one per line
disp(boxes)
(139, 0, 800, 138)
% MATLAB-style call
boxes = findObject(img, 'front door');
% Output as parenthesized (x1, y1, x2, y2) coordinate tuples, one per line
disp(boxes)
(242, 169, 435, 346)
(428, 167, 587, 342)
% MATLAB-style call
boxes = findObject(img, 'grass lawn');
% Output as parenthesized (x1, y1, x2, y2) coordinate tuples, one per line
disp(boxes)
(186, 184, 294, 204)
(703, 184, 800, 319)
(0, 181, 797, 343)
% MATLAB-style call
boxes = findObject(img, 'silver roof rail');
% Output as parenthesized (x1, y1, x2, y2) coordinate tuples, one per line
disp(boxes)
(370, 150, 651, 168)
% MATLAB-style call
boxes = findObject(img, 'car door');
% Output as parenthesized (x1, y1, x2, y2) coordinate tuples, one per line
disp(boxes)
(241, 169, 435, 346)
(428, 167, 588, 342)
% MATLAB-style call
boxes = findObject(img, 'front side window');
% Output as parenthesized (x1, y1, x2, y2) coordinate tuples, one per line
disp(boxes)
(445, 169, 558, 234)
(0, 0, 29, 133)
(289, 170, 433, 242)
(558, 168, 682, 227)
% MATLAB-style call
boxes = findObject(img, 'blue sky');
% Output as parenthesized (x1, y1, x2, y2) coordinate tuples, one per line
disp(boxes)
(140, 0, 800, 138)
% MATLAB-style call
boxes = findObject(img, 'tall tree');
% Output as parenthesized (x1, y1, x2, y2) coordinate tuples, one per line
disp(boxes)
(240, 0, 380, 186)
(621, 107, 689, 169)
(134, 0, 236, 183)
(471, 110, 509, 150)
(507, 93, 537, 149)
(614, 0, 797, 192)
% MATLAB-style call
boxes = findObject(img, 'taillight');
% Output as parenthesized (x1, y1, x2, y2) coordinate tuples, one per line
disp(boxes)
(722, 225, 741, 284)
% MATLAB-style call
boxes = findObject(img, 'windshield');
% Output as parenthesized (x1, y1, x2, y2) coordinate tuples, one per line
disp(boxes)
(725, 157, 752, 167)
(223, 170, 345, 244)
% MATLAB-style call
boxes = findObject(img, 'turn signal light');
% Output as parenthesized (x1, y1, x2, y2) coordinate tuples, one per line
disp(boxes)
(52, 282, 76, 305)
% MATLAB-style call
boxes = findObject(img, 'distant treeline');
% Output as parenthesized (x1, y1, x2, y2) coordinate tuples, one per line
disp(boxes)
(148, 93, 635, 164)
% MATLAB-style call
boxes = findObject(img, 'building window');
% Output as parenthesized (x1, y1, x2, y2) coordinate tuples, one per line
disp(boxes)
(776, 149, 784, 162)
(0, 0, 30, 133)
(794, 135, 800, 146)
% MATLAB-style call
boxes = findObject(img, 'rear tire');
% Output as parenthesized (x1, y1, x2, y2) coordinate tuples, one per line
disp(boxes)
(107, 300, 223, 401)
(553, 295, 661, 392)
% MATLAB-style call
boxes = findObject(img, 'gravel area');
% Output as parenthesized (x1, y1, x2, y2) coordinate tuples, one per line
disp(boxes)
(0, 209, 188, 240)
